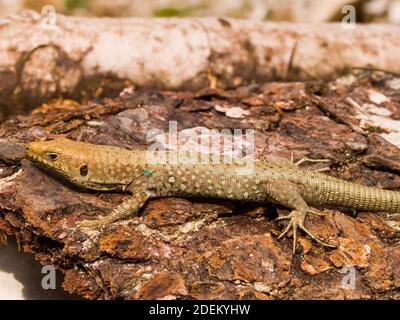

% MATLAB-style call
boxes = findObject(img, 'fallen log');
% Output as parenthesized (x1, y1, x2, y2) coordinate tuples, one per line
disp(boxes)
(1, 10, 400, 119)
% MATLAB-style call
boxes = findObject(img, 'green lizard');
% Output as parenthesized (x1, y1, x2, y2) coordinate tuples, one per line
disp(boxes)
(25, 138, 400, 253)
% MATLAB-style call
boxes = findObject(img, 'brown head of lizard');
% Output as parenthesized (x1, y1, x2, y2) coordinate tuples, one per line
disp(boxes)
(26, 138, 135, 191)
(26, 138, 92, 187)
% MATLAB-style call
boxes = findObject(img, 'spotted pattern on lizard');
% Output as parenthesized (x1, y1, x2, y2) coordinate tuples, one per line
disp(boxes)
(25, 138, 400, 253)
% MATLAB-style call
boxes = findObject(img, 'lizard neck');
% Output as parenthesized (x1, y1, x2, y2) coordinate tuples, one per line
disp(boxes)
(80, 149, 147, 191)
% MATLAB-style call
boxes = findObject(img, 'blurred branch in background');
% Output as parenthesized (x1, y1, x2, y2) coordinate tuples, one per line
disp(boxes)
(1, 9, 400, 121)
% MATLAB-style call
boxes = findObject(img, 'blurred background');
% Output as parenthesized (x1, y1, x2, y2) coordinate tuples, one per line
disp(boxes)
(0, 0, 399, 23)
(0, 238, 78, 299)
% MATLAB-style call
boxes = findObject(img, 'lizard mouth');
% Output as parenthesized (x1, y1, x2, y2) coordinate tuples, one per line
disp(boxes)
(25, 149, 74, 180)
(26, 149, 49, 166)
(26, 150, 43, 163)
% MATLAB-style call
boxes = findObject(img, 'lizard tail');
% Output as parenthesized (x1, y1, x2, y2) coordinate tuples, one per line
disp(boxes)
(305, 175, 400, 213)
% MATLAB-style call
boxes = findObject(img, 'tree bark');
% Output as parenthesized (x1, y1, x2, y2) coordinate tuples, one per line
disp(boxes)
(0, 71, 400, 299)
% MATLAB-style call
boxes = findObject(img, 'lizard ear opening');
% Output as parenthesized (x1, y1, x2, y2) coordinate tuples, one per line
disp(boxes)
(80, 164, 88, 177)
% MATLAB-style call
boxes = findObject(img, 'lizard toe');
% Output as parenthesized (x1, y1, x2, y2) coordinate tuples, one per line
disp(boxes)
(75, 218, 105, 230)
(276, 209, 336, 253)
(298, 222, 337, 249)
(277, 219, 293, 240)
(276, 210, 302, 254)
(275, 212, 293, 221)
(308, 208, 325, 217)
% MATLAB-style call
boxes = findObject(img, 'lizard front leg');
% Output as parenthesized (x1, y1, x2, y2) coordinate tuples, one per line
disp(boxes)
(266, 179, 336, 253)
(76, 189, 151, 230)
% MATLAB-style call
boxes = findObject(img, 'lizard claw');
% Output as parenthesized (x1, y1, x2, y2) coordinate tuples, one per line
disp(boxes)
(276, 210, 336, 254)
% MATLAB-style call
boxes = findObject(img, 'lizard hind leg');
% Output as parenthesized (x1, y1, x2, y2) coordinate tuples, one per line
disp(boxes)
(267, 179, 336, 253)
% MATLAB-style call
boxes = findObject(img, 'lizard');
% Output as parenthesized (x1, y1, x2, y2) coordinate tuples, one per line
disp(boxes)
(25, 138, 400, 253)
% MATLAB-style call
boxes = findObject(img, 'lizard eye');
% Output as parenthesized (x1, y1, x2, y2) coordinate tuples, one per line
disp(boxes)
(80, 165, 88, 177)
(46, 152, 59, 161)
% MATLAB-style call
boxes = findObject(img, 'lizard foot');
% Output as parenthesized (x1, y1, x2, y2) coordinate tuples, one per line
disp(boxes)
(276, 210, 336, 254)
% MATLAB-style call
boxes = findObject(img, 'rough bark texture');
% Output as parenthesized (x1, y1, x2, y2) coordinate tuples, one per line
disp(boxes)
(0, 70, 399, 299)
(1, 10, 400, 119)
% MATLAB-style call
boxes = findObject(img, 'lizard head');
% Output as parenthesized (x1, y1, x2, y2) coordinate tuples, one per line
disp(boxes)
(25, 138, 90, 185)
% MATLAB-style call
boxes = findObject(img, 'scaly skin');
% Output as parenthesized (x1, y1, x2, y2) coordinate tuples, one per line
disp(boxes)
(25, 138, 400, 253)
